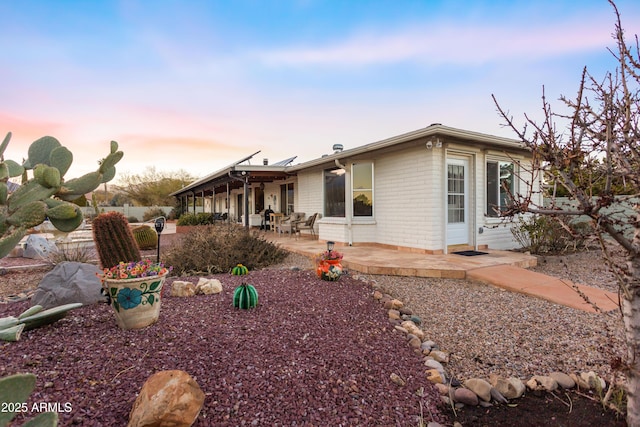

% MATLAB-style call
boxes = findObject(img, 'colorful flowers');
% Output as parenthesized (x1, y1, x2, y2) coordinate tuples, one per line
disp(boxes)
(315, 249, 343, 263)
(100, 259, 172, 280)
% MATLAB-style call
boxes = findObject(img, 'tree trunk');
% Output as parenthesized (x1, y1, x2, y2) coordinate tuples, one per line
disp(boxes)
(624, 223, 640, 426)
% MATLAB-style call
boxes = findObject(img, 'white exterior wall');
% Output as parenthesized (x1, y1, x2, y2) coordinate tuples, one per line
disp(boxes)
(374, 146, 436, 250)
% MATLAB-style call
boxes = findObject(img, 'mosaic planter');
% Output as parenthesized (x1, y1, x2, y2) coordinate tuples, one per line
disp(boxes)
(316, 259, 343, 281)
(103, 273, 166, 330)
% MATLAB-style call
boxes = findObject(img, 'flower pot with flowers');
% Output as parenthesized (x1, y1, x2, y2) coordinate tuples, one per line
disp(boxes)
(315, 242, 343, 281)
(99, 260, 172, 330)
(92, 211, 172, 330)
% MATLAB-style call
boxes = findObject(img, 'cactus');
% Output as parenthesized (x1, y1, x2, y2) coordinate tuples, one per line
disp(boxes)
(0, 303, 82, 341)
(0, 373, 58, 426)
(0, 132, 124, 259)
(131, 224, 158, 250)
(92, 211, 141, 269)
(231, 263, 249, 275)
(232, 283, 258, 309)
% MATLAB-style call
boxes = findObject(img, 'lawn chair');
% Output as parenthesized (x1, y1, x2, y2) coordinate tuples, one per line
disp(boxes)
(294, 213, 318, 239)
(280, 212, 305, 236)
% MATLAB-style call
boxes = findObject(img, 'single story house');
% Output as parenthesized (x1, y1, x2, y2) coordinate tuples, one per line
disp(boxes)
(171, 124, 540, 253)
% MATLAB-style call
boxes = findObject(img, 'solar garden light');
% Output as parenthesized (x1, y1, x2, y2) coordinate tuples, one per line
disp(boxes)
(327, 241, 335, 252)
(154, 216, 166, 264)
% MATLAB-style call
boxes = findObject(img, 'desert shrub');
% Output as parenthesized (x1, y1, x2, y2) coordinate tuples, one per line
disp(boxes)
(127, 216, 139, 223)
(176, 212, 214, 226)
(163, 224, 287, 275)
(511, 215, 592, 254)
(47, 243, 95, 265)
(143, 207, 167, 222)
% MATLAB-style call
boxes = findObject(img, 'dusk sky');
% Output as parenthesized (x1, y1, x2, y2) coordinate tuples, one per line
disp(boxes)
(1, 0, 639, 183)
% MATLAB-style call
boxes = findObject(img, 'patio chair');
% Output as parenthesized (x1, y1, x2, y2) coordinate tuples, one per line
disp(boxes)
(294, 213, 318, 239)
(280, 212, 305, 236)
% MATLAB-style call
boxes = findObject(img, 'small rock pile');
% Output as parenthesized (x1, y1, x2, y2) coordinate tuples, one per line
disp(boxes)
(373, 289, 609, 409)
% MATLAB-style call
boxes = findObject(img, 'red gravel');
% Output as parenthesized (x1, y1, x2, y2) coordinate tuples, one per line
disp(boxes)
(1, 269, 446, 426)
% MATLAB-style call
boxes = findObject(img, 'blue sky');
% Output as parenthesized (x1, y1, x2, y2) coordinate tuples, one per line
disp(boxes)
(1, 0, 639, 181)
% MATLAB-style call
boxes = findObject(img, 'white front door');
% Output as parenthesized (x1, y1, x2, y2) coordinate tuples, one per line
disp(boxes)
(447, 158, 469, 246)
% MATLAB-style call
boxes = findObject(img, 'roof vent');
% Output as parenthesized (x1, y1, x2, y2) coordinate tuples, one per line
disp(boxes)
(428, 123, 442, 127)
(332, 144, 344, 153)
(263, 158, 268, 165)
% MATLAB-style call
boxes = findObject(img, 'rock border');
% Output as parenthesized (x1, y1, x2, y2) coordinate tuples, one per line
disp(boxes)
(371, 286, 611, 410)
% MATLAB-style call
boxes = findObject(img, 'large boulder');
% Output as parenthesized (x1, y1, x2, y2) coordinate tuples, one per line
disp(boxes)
(128, 370, 205, 427)
(31, 262, 103, 309)
(23, 234, 58, 259)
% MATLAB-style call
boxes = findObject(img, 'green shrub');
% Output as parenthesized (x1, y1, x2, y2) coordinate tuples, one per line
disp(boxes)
(163, 224, 287, 275)
(143, 207, 167, 222)
(177, 212, 214, 226)
(511, 215, 592, 254)
(127, 216, 139, 223)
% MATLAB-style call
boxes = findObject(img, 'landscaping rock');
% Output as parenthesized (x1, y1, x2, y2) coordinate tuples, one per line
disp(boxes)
(31, 262, 103, 309)
(171, 281, 196, 297)
(580, 371, 606, 390)
(195, 278, 222, 295)
(426, 369, 445, 384)
(23, 234, 58, 259)
(549, 371, 575, 389)
(388, 309, 401, 320)
(389, 373, 405, 387)
(489, 374, 525, 399)
(400, 320, 425, 340)
(453, 388, 479, 406)
(429, 350, 449, 363)
(464, 378, 492, 402)
(128, 370, 205, 427)
(490, 387, 509, 404)
(424, 359, 445, 374)
(526, 375, 558, 392)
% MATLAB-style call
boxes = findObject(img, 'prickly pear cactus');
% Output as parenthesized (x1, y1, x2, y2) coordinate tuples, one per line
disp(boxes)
(0, 373, 58, 426)
(0, 132, 124, 258)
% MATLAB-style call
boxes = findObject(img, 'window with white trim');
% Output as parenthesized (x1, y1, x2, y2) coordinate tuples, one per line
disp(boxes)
(486, 160, 515, 217)
(352, 162, 373, 217)
(324, 168, 345, 217)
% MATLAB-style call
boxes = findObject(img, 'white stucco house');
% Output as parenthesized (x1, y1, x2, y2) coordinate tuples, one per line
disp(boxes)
(172, 124, 540, 254)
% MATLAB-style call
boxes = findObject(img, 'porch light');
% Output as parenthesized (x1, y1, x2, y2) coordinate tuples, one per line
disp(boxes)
(327, 241, 335, 252)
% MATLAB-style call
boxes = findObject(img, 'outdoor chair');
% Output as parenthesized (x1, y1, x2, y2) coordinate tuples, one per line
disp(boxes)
(280, 212, 305, 236)
(295, 213, 318, 239)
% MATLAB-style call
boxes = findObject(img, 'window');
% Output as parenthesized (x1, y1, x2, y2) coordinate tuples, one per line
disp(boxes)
(324, 168, 345, 217)
(352, 162, 373, 216)
(486, 161, 515, 217)
(280, 183, 294, 215)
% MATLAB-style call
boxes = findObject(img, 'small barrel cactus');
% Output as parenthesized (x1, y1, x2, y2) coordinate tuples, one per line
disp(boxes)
(231, 263, 249, 275)
(233, 283, 258, 309)
(92, 211, 141, 269)
(132, 224, 158, 250)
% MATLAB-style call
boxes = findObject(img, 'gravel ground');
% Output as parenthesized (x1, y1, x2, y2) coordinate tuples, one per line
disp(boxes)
(355, 248, 625, 384)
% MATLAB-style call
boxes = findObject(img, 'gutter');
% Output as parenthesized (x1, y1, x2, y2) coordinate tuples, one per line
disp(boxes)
(335, 159, 353, 246)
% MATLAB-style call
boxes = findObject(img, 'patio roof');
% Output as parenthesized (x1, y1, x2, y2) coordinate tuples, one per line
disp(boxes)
(171, 151, 297, 198)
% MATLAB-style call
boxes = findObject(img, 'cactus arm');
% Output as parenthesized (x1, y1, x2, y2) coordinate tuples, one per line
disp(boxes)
(100, 166, 116, 183)
(0, 373, 37, 425)
(7, 201, 47, 229)
(56, 171, 101, 200)
(48, 207, 83, 232)
(0, 323, 25, 341)
(0, 131, 10, 157)
(0, 183, 6, 205)
(0, 316, 18, 329)
(22, 411, 59, 426)
(5, 159, 24, 178)
(23, 136, 62, 169)
(18, 305, 43, 319)
(7, 181, 57, 211)
(48, 146, 72, 177)
(0, 227, 26, 259)
(18, 302, 83, 331)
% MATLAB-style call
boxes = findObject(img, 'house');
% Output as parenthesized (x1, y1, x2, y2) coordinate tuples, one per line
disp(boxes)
(171, 124, 540, 253)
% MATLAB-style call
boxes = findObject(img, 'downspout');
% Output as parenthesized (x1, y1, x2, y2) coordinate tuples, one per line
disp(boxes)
(226, 182, 230, 221)
(335, 159, 353, 246)
(229, 171, 250, 229)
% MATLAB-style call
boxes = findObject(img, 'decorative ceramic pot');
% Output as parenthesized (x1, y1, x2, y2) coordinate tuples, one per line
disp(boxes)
(103, 273, 167, 330)
(316, 259, 343, 281)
